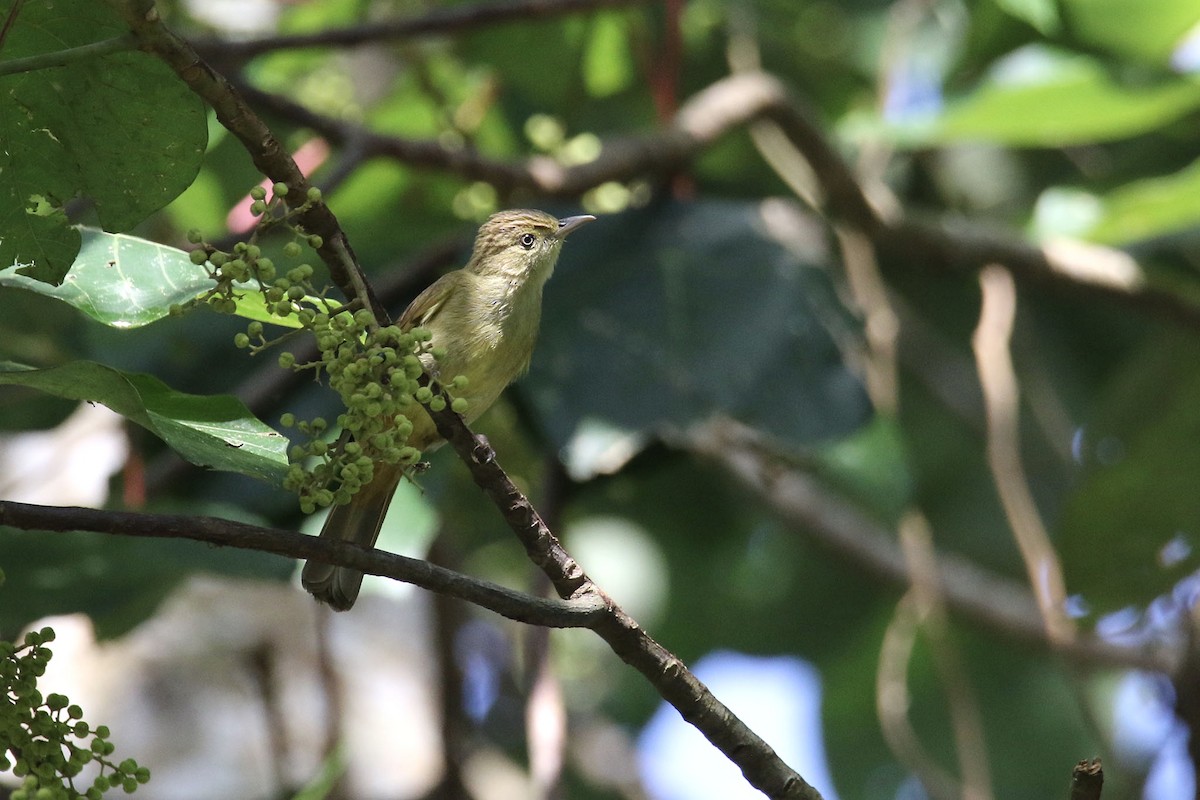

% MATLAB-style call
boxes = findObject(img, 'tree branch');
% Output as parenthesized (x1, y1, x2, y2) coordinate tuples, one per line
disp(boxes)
(415, 394, 823, 799)
(680, 417, 1176, 675)
(0, 500, 603, 629)
(191, 0, 650, 62)
(243, 69, 1200, 331)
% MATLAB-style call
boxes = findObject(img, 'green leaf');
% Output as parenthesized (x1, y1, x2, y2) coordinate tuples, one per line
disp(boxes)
(0, 0, 207, 283)
(583, 12, 635, 98)
(0, 228, 317, 329)
(1084, 158, 1200, 244)
(993, 0, 1060, 35)
(1062, 0, 1200, 65)
(0, 228, 210, 328)
(1059, 331, 1200, 614)
(895, 47, 1200, 146)
(525, 199, 871, 451)
(0, 361, 288, 484)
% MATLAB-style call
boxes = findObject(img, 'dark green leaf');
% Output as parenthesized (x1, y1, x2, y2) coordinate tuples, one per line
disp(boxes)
(525, 200, 870, 451)
(1059, 331, 1200, 614)
(0, 361, 288, 484)
(0, 0, 207, 282)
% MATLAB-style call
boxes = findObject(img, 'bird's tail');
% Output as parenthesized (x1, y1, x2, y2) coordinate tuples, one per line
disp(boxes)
(301, 463, 404, 611)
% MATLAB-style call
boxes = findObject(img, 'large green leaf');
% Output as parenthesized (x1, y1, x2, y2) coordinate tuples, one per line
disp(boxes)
(525, 200, 871, 453)
(894, 47, 1200, 147)
(0, 228, 313, 329)
(0, 228, 209, 328)
(0, 0, 207, 283)
(0, 361, 288, 484)
(1062, 0, 1200, 65)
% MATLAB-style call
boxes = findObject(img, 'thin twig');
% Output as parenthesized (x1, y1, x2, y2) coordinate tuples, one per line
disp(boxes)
(1068, 758, 1103, 800)
(0, 0, 25, 54)
(0, 33, 137, 77)
(415, 393, 823, 799)
(972, 265, 1076, 646)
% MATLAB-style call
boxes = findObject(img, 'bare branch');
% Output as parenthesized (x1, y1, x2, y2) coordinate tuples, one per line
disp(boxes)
(191, 0, 651, 61)
(415, 394, 824, 799)
(0, 500, 603, 629)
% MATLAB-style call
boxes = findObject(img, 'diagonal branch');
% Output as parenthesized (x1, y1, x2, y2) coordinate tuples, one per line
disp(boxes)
(416, 393, 823, 799)
(680, 417, 1175, 675)
(99, 3, 826, 796)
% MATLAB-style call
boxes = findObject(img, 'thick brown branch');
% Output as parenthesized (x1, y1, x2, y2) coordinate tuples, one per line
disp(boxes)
(0, 500, 603, 628)
(192, 0, 650, 61)
(417, 394, 823, 799)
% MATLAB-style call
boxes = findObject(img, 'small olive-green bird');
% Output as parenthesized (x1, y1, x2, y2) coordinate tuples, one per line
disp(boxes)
(301, 209, 595, 610)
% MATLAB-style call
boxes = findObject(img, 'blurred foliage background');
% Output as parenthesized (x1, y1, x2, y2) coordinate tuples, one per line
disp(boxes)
(4, 0, 1200, 798)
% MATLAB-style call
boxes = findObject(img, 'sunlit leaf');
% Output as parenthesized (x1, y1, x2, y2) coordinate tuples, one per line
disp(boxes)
(0, 361, 288, 484)
(1061, 0, 1200, 65)
(893, 47, 1200, 146)
(583, 12, 635, 98)
(0, 229, 209, 328)
(1085, 158, 1200, 244)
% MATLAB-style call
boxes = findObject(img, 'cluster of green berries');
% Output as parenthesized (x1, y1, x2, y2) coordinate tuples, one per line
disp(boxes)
(0, 624, 149, 800)
(173, 183, 326, 322)
(180, 180, 473, 513)
(278, 311, 469, 513)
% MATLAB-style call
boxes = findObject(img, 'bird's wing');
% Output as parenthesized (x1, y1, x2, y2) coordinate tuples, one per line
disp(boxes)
(397, 270, 461, 329)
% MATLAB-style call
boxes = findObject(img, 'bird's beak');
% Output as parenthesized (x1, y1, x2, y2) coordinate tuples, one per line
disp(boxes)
(554, 214, 596, 239)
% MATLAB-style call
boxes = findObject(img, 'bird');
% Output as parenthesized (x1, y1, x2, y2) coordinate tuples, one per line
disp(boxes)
(301, 209, 595, 610)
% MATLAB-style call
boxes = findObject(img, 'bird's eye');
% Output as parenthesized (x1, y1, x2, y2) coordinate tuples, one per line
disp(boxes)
(519, 233, 536, 249)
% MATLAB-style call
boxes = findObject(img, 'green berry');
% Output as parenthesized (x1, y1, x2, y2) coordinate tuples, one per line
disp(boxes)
(250, 200, 267, 216)
(273, 182, 289, 197)
(250, 186, 267, 200)
(307, 235, 323, 249)
(451, 397, 469, 414)
(188, 249, 208, 266)
(247, 321, 264, 337)
(283, 242, 303, 258)
(186, 229, 203, 244)
(234, 333, 250, 349)
(280, 413, 296, 427)
(414, 386, 433, 403)
(306, 187, 322, 203)
(429, 396, 446, 412)
(278, 352, 296, 369)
